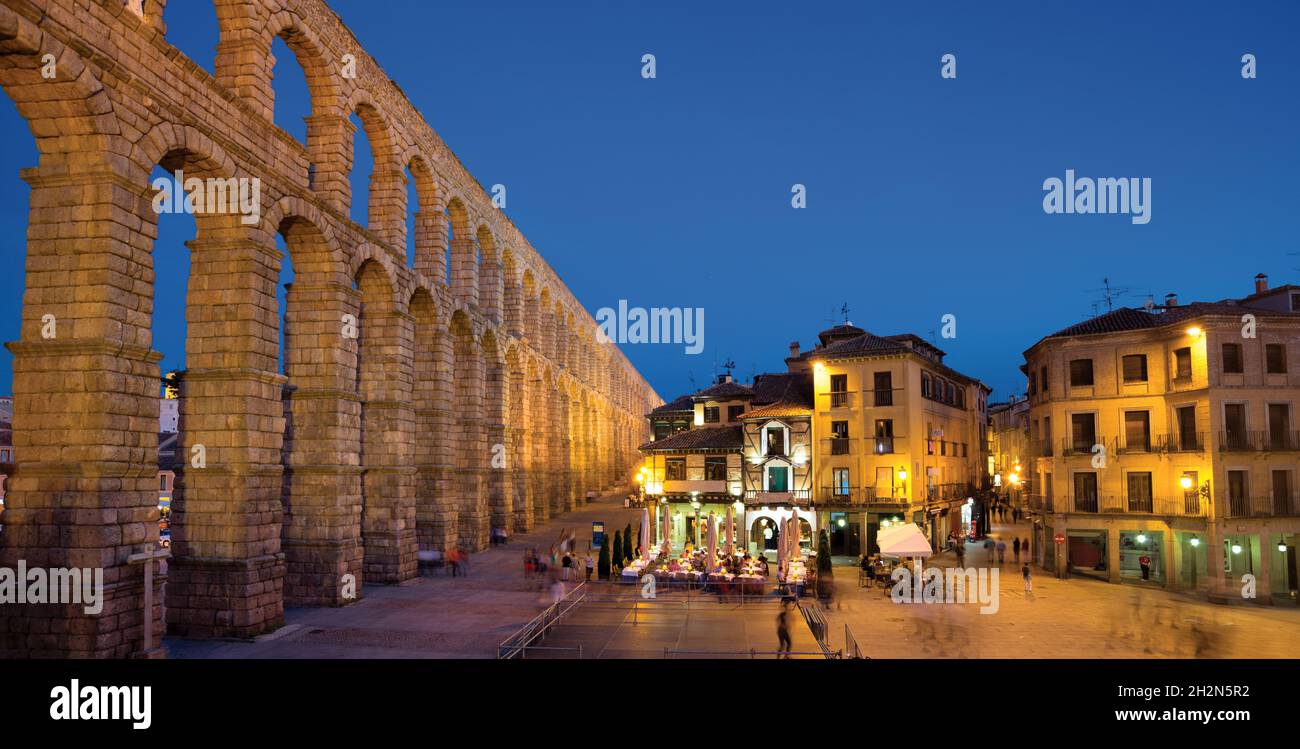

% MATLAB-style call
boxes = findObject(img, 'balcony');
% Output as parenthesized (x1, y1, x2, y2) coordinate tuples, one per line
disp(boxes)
(820, 485, 861, 504)
(822, 437, 854, 456)
(1267, 430, 1300, 451)
(1165, 431, 1205, 453)
(1115, 433, 1155, 455)
(870, 435, 897, 454)
(926, 482, 970, 503)
(744, 488, 811, 504)
(819, 391, 854, 410)
(1068, 494, 1207, 517)
(1060, 436, 1105, 457)
(1028, 439, 1053, 458)
(1226, 494, 1299, 518)
(1216, 430, 1299, 452)
(870, 389, 895, 407)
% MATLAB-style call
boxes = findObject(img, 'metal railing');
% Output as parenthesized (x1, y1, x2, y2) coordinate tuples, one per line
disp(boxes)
(1226, 494, 1299, 518)
(1067, 494, 1208, 517)
(1165, 432, 1205, 452)
(824, 437, 854, 456)
(1060, 436, 1105, 456)
(870, 436, 897, 454)
(497, 582, 588, 659)
(798, 602, 839, 659)
(663, 648, 829, 659)
(843, 623, 865, 659)
(819, 391, 854, 410)
(1220, 430, 1300, 452)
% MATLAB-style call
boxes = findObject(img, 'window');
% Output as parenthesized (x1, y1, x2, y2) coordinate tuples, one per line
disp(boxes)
(955, 388, 965, 408)
(830, 421, 849, 455)
(765, 426, 786, 456)
(1073, 472, 1098, 512)
(1292, 292, 1300, 312)
(830, 374, 848, 408)
(922, 372, 932, 398)
(1122, 354, 1148, 383)
(160, 475, 168, 491)
(665, 458, 686, 481)
(1224, 403, 1247, 449)
(727, 404, 745, 421)
(832, 467, 850, 497)
(1227, 470, 1248, 516)
(653, 423, 672, 440)
(1126, 472, 1153, 512)
(704, 457, 727, 481)
(873, 372, 893, 406)
(926, 422, 934, 455)
(1273, 470, 1294, 515)
(1040, 365, 1049, 393)
(1221, 343, 1243, 374)
(703, 406, 720, 423)
(1028, 371, 1036, 396)
(940, 440, 947, 456)
(1069, 359, 1094, 387)
(1173, 347, 1192, 379)
(1268, 403, 1291, 450)
(1175, 405, 1198, 450)
(1070, 413, 1096, 452)
(945, 382, 955, 404)
(1266, 343, 1287, 374)
(1123, 411, 1151, 451)
(767, 465, 789, 492)
(874, 419, 894, 454)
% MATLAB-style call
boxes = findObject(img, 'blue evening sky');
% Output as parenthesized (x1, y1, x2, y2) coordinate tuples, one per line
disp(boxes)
(0, 0, 1296, 404)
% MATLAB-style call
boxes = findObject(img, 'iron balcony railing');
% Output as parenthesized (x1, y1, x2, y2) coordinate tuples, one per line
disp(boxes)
(1060, 436, 1106, 456)
(870, 435, 897, 454)
(1217, 430, 1300, 452)
(1066, 494, 1207, 517)
(819, 391, 854, 410)
(1165, 431, 1205, 453)
(869, 388, 895, 407)
(743, 488, 811, 502)
(823, 437, 854, 456)
(1115, 433, 1155, 454)
(926, 482, 970, 502)
(1226, 494, 1299, 518)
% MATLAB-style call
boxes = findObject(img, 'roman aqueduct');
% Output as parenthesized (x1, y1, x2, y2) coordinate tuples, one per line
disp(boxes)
(0, 0, 660, 658)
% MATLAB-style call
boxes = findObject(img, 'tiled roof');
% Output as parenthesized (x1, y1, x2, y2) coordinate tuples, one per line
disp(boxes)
(638, 425, 743, 452)
(742, 402, 812, 420)
(648, 393, 695, 416)
(745, 373, 813, 419)
(1026, 300, 1299, 354)
(691, 381, 753, 400)
(808, 333, 910, 358)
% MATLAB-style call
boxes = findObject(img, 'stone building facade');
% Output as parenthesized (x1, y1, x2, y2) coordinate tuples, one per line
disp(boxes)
(0, 0, 659, 658)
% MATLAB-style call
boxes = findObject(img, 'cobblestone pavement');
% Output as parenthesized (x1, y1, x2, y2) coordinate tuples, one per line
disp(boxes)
(819, 520, 1300, 659)
(166, 493, 647, 658)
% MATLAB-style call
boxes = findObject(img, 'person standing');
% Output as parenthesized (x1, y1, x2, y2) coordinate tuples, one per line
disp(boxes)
(776, 600, 793, 658)
(996, 539, 1007, 563)
(561, 552, 572, 581)
(1139, 554, 1152, 581)
(1013, 537, 1021, 563)
(584, 553, 594, 581)
(1022, 563, 1033, 596)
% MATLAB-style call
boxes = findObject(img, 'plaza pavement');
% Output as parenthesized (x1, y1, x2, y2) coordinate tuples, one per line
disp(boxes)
(165, 493, 647, 658)
(818, 519, 1300, 659)
(166, 507, 1300, 659)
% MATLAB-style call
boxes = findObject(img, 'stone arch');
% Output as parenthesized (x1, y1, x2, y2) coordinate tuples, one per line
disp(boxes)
(501, 249, 522, 336)
(445, 196, 475, 302)
(521, 268, 538, 342)
(346, 93, 404, 246)
(354, 257, 417, 584)
(450, 309, 486, 550)
(406, 152, 445, 278)
(476, 224, 502, 323)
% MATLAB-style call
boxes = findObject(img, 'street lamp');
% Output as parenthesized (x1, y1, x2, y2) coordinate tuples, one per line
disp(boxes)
(1189, 536, 1200, 548)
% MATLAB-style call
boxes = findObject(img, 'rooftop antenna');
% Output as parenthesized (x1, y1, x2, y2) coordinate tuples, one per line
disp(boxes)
(1087, 276, 1132, 313)
(721, 358, 736, 377)
(839, 302, 851, 325)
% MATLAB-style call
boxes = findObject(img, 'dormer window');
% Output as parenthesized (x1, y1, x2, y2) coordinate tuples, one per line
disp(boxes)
(765, 424, 787, 456)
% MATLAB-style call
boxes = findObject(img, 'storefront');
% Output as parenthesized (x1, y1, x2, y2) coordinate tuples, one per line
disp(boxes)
(826, 511, 861, 557)
(1175, 531, 1208, 591)
(746, 508, 812, 558)
(1118, 530, 1164, 584)
(1067, 529, 1108, 579)
(864, 512, 907, 556)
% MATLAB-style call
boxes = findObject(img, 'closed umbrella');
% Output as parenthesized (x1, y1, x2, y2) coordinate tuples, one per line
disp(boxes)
(640, 507, 650, 559)
(661, 503, 672, 554)
(706, 513, 717, 566)
(725, 505, 735, 556)
(790, 506, 801, 559)
(777, 518, 787, 569)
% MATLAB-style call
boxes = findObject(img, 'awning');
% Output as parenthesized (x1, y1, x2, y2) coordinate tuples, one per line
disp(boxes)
(876, 523, 932, 558)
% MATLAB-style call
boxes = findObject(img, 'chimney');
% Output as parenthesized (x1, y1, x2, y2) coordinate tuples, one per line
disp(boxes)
(788, 341, 800, 358)
(1255, 273, 1269, 295)
(716, 373, 732, 384)
(1164, 292, 1178, 309)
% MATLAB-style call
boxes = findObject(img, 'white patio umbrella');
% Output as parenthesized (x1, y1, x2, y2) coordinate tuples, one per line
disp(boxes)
(725, 505, 735, 556)
(877, 522, 933, 559)
(777, 518, 787, 568)
(640, 507, 651, 559)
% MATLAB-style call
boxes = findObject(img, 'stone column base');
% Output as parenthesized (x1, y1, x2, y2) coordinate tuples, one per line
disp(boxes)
(283, 539, 363, 607)
(363, 528, 417, 583)
(167, 554, 284, 639)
